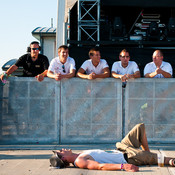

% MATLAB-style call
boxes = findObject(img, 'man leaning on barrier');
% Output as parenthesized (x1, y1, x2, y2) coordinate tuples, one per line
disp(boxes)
(144, 50, 173, 78)
(50, 123, 175, 172)
(47, 45, 76, 81)
(0, 41, 49, 82)
(111, 49, 140, 82)
(76, 47, 110, 79)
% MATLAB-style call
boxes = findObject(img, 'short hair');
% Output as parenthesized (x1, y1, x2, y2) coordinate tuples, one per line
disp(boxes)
(50, 152, 70, 168)
(30, 41, 40, 46)
(50, 153, 65, 168)
(119, 49, 130, 56)
(58, 45, 69, 53)
(89, 47, 100, 57)
(153, 50, 163, 57)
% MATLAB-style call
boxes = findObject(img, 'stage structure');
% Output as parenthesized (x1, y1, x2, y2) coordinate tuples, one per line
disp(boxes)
(77, 0, 100, 42)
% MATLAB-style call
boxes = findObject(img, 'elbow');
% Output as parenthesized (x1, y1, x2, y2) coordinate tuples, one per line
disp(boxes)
(144, 74, 150, 78)
(136, 74, 141, 78)
(137, 73, 141, 78)
(166, 73, 172, 78)
(71, 72, 76, 78)
(106, 72, 110, 77)
(87, 164, 104, 170)
(76, 72, 80, 77)
(104, 71, 110, 78)
(166, 76, 172, 78)
(97, 164, 106, 170)
(47, 71, 52, 78)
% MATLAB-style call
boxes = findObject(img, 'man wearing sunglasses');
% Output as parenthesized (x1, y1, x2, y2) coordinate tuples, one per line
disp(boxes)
(0, 41, 49, 82)
(76, 47, 110, 79)
(111, 49, 140, 82)
(47, 45, 76, 81)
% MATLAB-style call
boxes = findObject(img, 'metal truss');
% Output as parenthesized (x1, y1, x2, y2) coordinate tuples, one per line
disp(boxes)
(78, 0, 100, 42)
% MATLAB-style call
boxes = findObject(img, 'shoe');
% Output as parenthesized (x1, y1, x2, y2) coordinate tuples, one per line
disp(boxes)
(169, 159, 175, 166)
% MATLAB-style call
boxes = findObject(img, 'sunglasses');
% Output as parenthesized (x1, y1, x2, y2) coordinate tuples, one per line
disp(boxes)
(62, 64, 66, 73)
(31, 48, 39, 51)
(120, 55, 130, 58)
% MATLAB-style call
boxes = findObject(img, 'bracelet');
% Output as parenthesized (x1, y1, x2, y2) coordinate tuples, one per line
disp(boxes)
(3, 72, 9, 77)
(121, 163, 124, 170)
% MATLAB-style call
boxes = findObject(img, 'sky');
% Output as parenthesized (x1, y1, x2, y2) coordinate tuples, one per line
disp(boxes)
(0, 0, 57, 73)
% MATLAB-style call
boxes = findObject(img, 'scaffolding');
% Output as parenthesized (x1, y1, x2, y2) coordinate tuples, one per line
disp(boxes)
(78, 0, 100, 42)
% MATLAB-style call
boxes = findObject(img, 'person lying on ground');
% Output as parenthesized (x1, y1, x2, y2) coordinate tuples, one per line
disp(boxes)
(50, 123, 175, 172)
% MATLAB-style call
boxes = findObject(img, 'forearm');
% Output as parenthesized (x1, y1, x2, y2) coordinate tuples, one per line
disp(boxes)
(132, 71, 141, 78)
(111, 72, 122, 79)
(76, 158, 138, 172)
(145, 71, 171, 78)
(97, 163, 139, 172)
(76, 72, 89, 79)
(62, 70, 75, 79)
(97, 163, 122, 171)
(47, 71, 55, 79)
(145, 72, 157, 78)
(40, 70, 48, 77)
(95, 72, 110, 78)
(160, 71, 172, 78)
(6, 65, 18, 75)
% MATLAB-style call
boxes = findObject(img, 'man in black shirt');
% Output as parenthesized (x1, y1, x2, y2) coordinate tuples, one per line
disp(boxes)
(0, 41, 49, 82)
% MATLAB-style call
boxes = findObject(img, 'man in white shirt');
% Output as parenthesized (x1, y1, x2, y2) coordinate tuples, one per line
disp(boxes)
(47, 45, 76, 81)
(111, 49, 140, 82)
(50, 123, 175, 171)
(144, 50, 172, 78)
(76, 48, 110, 79)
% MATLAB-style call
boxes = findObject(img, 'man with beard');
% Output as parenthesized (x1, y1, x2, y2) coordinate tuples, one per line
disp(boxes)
(111, 49, 140, 82)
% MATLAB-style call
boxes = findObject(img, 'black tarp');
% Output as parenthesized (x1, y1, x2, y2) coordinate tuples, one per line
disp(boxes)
(101, 0, 175, 7)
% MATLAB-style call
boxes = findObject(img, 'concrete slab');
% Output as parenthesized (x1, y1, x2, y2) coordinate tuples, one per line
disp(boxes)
(0, 144, 175, 175)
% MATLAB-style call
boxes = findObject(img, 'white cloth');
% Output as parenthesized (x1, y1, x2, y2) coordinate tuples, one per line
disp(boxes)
(144, 61, 173, 78)
(111, 61, 140, 75)
(81, 59, 109, 74)
(48, 56, 76, 74)
(74, 149, 127, 167)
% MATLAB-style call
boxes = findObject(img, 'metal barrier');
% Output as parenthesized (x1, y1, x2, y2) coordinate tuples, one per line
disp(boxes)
(0, 77, 175, 144)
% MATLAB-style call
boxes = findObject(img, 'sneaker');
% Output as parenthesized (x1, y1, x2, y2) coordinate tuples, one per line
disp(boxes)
(169, 159, 175, 166)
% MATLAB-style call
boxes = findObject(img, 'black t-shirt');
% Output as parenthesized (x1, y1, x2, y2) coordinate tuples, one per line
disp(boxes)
(15, 54, 49, 77)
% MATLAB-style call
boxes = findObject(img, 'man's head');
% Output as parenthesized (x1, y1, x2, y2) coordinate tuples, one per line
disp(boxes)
(119, 49, 130, 67)
(58, 45, 69, 61)
(50, 149, 72, 168)
(152, 50, 163, 66)
(89, 47, 101, 66)
(30, 41, 40, 60)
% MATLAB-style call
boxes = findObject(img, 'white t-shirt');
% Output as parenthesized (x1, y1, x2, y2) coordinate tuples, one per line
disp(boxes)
(74, 149, 127, 167)
(144, 61, 173, 78)
(111, 61, 140, 75)
(81, 59, 109, 74)
(48, 56, 76, 74)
